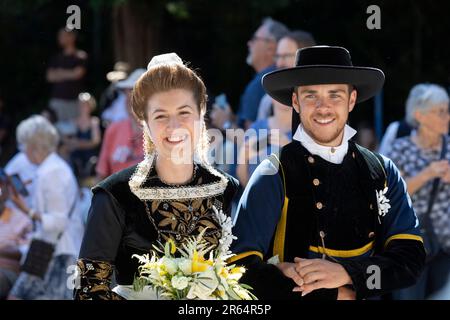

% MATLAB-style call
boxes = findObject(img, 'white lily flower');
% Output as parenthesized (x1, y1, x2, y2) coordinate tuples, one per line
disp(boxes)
(160, 256, 178, 275)
(178, 258, 192, 275)
(186, 269, 219, 299)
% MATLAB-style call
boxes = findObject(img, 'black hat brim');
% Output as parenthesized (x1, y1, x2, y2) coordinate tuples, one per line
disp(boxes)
(262, 65, 385, 106)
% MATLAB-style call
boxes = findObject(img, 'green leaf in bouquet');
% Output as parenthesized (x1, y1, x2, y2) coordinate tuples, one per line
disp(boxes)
(226, 287, 242, 300)
(132, 275, 149, 292)
(165, 240, 171, 257)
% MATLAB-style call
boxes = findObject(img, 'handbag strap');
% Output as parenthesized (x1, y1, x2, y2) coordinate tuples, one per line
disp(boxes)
(422, 135, 447, 231)
(55, 190, 79, 241)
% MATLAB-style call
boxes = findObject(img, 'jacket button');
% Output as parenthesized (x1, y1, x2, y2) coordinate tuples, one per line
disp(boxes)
(316, 202, 323, 210)
(308, 156, 315, 164)
(352, 152, 356, 158)
(368, 232, 375, 238)
(369, 203, 374, 210)
(313, 178, 320, 186)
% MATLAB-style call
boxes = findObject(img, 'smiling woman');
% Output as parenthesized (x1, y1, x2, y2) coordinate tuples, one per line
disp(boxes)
(74, 53, 239, 300)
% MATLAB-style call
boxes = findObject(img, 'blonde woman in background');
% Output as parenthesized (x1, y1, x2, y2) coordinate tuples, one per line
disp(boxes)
(8, 115, 83, 300)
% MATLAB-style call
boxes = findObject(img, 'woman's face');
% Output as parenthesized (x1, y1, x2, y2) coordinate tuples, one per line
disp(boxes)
(24, 143, 46, 165)
(416, 102, 450, 136)
(146, 89, 201, 163)
(79, 101, 92, 115)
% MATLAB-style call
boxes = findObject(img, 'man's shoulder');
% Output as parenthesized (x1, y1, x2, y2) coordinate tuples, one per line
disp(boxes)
(280, 140, 301, 153)
(245, 66, 275, 92)
(249, 156, 283, 186)
(279, 141, 304, 164)
(39, 154, 71, 173)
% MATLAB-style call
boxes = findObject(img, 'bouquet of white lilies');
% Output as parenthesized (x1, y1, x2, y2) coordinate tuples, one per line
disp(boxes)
(132, 208, 256, 300)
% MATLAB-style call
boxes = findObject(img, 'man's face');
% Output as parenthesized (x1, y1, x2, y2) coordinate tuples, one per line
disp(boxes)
(58, 30, 75, 48)
(292, 84, 357, 146)
(246, 25, 276, 68)
(275, 37, 298, 69)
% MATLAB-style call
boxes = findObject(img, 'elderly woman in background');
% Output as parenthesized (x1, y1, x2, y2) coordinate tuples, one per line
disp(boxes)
(7, 115, 84, 300)
(386, 83, 450, 299)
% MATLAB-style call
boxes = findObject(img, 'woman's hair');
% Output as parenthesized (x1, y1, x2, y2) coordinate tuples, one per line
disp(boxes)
(16, 115, 60, 155)
(131, 61, 209, 163)
(78, 92, 97, 111)
(405, 83, 449, 128)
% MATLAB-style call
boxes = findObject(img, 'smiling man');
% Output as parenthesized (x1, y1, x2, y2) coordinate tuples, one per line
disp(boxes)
(230, 46, 426, 300)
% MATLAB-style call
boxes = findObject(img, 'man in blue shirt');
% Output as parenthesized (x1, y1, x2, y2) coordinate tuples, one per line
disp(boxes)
(230, 46, 425, 300)
(237, 18, 288, 129)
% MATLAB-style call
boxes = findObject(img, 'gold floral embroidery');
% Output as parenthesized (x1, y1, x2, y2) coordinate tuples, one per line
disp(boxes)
(74, 259, 124, 300)
(145, 197, 223, 250)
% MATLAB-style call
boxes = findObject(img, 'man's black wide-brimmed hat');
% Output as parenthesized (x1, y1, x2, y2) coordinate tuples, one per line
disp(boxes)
(262, 45, 385, 106)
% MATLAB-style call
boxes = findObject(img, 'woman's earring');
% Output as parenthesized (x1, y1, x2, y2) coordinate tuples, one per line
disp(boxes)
(142, 120, 154, 157)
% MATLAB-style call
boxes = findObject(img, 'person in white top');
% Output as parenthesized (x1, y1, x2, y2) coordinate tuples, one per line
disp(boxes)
(7, 115, 84, 300)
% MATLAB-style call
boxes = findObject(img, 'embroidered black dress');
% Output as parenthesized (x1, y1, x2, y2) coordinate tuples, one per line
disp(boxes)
(74, 156, 238, 300)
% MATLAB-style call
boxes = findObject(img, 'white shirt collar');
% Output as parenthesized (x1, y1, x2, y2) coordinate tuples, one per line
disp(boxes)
(36, 152, 60, 174)
(293, 124, 357, 164)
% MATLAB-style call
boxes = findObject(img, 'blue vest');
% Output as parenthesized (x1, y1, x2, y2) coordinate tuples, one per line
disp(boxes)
(269, 140, 386, 262)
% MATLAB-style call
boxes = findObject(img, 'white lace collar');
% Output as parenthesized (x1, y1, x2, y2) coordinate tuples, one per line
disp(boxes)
(129, 153, 228, 201)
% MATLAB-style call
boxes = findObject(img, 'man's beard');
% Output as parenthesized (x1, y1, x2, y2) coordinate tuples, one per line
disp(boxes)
(246, 52, 252, 66)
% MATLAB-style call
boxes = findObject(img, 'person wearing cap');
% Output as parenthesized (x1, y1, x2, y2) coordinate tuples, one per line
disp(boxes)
(230, 46, 426, 300)
(95, 69, 146, 180)
(100, 62, 131, 124)
(74, 53, 239, 300)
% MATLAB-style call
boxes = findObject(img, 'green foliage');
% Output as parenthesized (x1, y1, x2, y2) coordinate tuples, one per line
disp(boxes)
(0, 0, 52, 16)
(166, 1, 190, 20)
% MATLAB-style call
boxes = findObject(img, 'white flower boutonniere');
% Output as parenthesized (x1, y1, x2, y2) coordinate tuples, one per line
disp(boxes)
(376, 187, 391, 221)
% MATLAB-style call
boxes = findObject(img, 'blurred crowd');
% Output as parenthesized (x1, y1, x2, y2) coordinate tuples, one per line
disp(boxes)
(0, 19, 449, 300)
